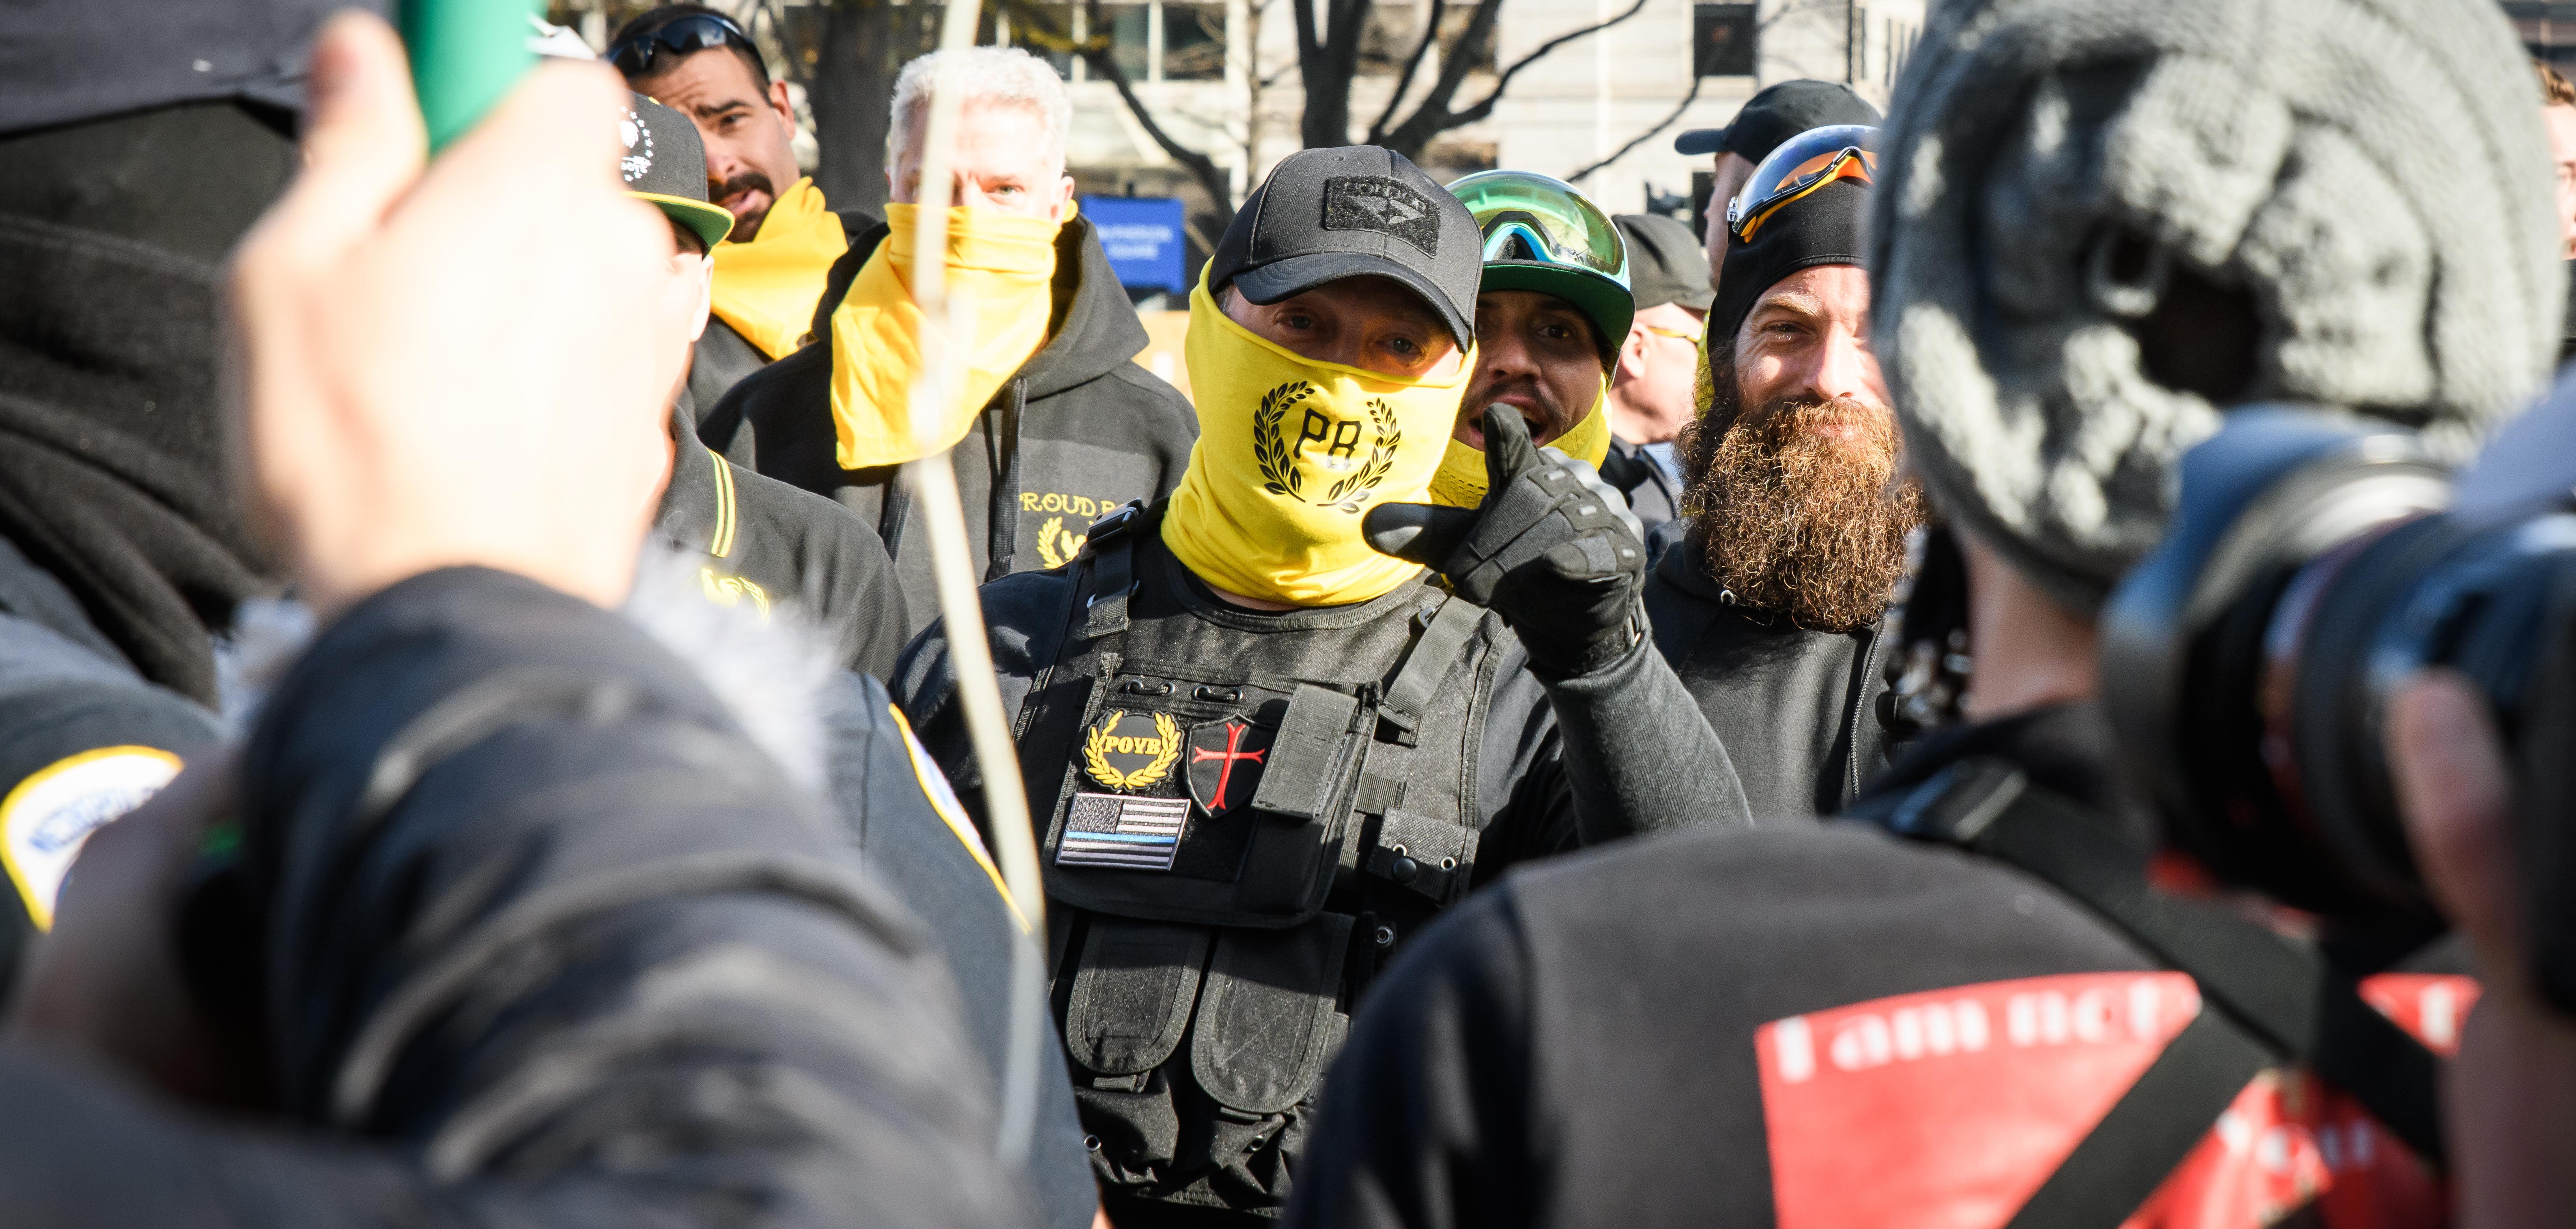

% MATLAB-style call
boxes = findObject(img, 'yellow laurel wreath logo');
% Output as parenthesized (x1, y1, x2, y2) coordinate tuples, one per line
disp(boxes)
(1034, 515, 1088, 570)
(1249, 382, 1395, 514)
(1082, 710, 1181, 793)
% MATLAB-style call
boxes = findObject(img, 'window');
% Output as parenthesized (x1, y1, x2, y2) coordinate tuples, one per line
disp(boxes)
(1694, 2, 1756, 78)
(1163, 2, 1227, 81)
(1005, 2, 1081, 76)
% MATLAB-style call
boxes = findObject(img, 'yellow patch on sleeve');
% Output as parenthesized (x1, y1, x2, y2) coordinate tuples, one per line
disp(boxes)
(0, 746, 183, 930)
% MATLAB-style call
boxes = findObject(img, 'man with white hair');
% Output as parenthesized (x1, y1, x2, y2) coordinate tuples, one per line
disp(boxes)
(703, 47, 1196, 634)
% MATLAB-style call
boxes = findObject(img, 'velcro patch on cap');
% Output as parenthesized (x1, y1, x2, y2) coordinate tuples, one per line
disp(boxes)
(1322, 176, 1439, 257)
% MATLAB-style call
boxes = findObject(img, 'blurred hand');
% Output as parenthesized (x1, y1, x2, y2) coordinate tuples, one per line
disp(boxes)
(2387, 672, 2576, 1229)
(5, 756, 252, 1106)
(229, 12, 681, 617)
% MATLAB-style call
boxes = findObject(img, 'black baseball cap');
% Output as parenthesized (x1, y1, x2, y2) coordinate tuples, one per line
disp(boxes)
(621, 93, 735, 250)
(1673, 80, 1881, 161)
(1209, 145, 1482, 350)
(1614, 213, 1714, 312)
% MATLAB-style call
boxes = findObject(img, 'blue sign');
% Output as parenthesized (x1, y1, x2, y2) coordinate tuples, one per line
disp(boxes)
(1084, 196, 1188, 294)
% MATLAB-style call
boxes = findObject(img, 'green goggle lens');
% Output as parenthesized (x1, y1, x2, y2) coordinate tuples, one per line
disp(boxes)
(1446, 169, 1630, 286)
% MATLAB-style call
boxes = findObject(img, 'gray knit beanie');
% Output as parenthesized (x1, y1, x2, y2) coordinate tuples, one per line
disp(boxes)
(1872, 0, 2565, 612)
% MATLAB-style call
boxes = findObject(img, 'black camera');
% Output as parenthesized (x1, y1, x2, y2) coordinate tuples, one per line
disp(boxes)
(2102, 408, 2576, 1008)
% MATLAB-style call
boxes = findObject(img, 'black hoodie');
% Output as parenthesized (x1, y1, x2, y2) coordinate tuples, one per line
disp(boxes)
(699, 215, 1197, 638)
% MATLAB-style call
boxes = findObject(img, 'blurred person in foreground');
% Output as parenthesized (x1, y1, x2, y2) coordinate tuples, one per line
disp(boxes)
(1288, 0, 2562, 1225)
(1648, 127, 1916, 820)
(897, 144, 1746, 1226)
(704, 47, 1196, 637)
(1671, 80, 1879, 295)
(0, 0, 344, 1003)
(1595, 213, 1710, 535)
(617, 92, 911, 678)
(611, 4, 859, 413)
(0, 14, 1024, 1226)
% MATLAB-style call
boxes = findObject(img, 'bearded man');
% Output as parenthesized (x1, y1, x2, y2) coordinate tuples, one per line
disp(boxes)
(1646, 125, 1919, 818)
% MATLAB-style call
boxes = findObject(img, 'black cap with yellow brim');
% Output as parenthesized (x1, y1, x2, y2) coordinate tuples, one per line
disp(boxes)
(620, 94, 735, 249)
(1447, 170, 1636, 350)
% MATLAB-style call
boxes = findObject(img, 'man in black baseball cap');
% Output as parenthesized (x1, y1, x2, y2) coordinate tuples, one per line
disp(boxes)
(1673, 79, 1881, 290)
(1600, 212, 1714, 536)
(615, 93, 909, 680)
(893, 144, 1746, 1226)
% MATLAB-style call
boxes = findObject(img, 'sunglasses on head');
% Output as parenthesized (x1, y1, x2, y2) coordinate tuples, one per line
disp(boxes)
(608, 12, 757, 77)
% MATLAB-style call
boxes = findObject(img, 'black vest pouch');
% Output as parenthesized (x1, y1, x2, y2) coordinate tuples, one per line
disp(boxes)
(1235, 683, 1366, 919)
(1189, 911, 1355, 1115)
(1064, 919, 1212, 1081)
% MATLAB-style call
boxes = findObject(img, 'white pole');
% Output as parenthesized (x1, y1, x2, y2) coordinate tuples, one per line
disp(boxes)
(900, 0, 1051, 1168)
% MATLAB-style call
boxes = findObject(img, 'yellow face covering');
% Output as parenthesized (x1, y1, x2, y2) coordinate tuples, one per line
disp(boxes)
(708, 178, 848, 360)
(1161, 272, 1474, 607)
(1425, 375, 1611, 507)
(827, 202, 1064, 470)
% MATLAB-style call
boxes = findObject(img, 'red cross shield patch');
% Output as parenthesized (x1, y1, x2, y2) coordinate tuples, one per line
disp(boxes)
(1186, 716, 1273, 816)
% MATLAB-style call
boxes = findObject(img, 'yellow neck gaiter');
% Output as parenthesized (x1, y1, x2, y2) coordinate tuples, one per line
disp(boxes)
(709, 178, 847, 360)
(1162, 272, 1473, 607)
(1425, 375, 1612, 507)
(827, 202, 1063, 470)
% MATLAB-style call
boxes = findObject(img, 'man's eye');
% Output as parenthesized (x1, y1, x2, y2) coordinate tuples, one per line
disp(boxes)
(1386, 337, 1421, 357)
(1282, 313, 1316, 330)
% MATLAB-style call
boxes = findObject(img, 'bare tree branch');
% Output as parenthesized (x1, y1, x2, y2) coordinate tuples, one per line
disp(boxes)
(1363, 0, 1444, 146)
(1376, 0, 1647, 158)
(1562, 70, 1703, 185)
(994, 0, 1239, 217)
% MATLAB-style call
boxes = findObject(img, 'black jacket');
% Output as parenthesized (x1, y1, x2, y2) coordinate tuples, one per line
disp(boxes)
(0, 567, 1028, 1228)
(681, 208, 886, 422)
(701, 215, 1197, 639)
(654, 405, 909, 679)
(1287, 703, 2469, 1229)
(0, 538, 222, 1003)
(1643, 528, 1893, 818)
(1598, 435, 1680, 540)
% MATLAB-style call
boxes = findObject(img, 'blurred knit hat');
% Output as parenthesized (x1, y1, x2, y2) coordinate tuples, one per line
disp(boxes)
(1871, 0, 2565, 612)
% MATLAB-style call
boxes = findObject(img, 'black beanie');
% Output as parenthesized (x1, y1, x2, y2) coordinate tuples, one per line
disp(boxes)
(1711, 177, 1869, 354)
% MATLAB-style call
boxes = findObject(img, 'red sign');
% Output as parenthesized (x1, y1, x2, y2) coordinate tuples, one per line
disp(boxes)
(1757, 971, 2477, 1229)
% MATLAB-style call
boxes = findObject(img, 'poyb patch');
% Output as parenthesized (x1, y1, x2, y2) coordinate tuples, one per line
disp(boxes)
(1083, 709, 1180, 793)
(1, 746, 182, 930)
(1187, 716, 1272, 816)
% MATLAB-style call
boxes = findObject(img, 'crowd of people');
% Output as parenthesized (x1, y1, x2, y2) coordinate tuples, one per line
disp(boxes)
(2, 0, 2575, 1225)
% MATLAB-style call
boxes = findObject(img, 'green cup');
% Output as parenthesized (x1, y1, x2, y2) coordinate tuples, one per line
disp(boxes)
(400, 0, 543, 152)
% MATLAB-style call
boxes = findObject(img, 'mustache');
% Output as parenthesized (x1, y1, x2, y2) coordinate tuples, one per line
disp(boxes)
(1464, 374, 1564, 421)
(710, 170, 777, 208)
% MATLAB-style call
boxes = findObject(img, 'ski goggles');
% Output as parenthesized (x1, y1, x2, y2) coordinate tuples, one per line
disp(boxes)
(1725, 123, 1877, 243)
(608, 12, 759, 77)
(1446, 170, 1630, 286)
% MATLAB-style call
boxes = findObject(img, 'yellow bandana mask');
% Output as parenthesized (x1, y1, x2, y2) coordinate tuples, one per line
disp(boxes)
(827, 202, 1064, 470)
(1425, 376, 1612, 507)
(1161, 271, 1473, 607)
(708, 178, 849, 360)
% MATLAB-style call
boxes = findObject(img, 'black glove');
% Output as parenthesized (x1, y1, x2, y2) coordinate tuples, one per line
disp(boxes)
(1365, 405, 1647, 677)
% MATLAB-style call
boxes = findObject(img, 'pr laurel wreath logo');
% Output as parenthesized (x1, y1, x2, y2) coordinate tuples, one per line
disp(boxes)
(1250, 381, 1399, 514)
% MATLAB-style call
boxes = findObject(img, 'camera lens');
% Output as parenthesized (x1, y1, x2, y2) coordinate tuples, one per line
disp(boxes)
(2109, 407, 2576, 1009)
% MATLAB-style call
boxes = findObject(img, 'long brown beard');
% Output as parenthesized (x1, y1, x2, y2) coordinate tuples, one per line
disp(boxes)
(1679, 352, 1922, 630)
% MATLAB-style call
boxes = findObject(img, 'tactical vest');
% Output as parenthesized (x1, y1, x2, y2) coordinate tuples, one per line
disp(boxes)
(1013, 503, 1496, 1214)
